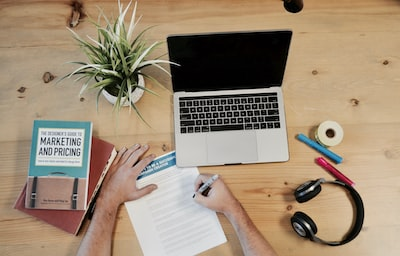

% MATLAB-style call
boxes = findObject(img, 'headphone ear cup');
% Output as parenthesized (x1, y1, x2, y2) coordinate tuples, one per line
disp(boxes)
(294, 180, 322, 203)
(291, 211, 318, 239)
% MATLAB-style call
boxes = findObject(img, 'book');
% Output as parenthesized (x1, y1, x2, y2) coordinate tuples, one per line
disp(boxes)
(14, 136, 117, 235)
(125, 151, 227, 255)
(25, 120, 93, 210)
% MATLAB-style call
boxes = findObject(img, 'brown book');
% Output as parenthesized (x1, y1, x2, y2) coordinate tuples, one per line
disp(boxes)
(14, 137, 117, 235)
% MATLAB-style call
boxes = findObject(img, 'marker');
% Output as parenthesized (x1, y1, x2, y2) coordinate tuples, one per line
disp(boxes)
(296, 133, 343, 164)
(193, 174, 219, 197)
(316, 157, 355, 186)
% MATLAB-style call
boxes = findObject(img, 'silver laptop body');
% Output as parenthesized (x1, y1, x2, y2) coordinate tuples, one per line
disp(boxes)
(167, 30, 292, 167)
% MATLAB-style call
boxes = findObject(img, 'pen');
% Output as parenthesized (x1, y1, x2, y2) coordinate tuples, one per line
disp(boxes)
(193, 174, 219, 197)
(316, 157, 355, 186)
(296, 133, 343, 164)
(87, 183, 103, 220)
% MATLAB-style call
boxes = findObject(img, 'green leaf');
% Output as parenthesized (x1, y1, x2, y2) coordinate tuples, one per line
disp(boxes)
(60, 0, 177, 127)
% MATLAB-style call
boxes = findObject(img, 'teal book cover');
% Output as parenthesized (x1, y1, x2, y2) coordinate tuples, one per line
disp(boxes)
(25, 120, 93, 210)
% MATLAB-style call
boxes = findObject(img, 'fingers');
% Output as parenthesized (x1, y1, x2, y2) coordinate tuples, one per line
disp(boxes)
(193, 190, 209, 205)
(112, 146, 128, 167)
(107, 147, 128, 178)
(113, 144, 152, 168)
(194, 173, 214, 190)
(134, 184, 158, 199)
(193, 173, 218, 201)
(132, 153, 156, 174)
(120, 144, 143, 165)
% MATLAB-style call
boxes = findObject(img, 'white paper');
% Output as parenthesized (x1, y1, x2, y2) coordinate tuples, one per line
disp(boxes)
(125, 152, 227, 256)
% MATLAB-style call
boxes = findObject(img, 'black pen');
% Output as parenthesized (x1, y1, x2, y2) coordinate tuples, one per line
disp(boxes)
(87, 184, 103, 220)
(193, 174, 219, 197)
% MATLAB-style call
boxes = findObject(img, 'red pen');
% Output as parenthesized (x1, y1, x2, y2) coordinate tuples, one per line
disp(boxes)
(315, 157, 355, 186)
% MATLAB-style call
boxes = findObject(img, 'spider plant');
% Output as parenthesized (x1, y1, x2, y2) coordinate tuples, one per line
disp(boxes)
(60, 0, 174, 123)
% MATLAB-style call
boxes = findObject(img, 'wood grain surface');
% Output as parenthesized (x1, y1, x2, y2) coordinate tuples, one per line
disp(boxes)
(0, 0, 399, 255)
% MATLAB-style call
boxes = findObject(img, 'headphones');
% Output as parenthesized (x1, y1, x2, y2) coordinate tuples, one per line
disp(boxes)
(290, 178, 364, 246)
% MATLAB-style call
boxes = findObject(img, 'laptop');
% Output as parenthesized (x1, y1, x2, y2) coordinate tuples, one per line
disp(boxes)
(167, 30, 292, 167)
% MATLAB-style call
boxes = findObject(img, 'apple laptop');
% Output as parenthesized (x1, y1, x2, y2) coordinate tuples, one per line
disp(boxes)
(167, 30, 292, 167)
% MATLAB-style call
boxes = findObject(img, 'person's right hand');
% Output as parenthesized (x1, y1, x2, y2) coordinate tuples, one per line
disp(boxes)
(193, 173, 240, 215)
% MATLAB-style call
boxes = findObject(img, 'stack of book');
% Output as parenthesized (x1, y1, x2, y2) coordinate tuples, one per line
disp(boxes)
(14, 120, 117, 235)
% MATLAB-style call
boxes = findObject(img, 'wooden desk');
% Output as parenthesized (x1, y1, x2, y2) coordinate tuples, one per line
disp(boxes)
(1, 0, 399, 255)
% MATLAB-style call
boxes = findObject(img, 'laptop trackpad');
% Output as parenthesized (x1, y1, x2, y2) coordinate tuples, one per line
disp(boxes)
(207, 131, 258, 164)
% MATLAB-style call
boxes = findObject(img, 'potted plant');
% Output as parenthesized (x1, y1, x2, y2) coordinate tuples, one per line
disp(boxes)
(60, 0, 174, 123)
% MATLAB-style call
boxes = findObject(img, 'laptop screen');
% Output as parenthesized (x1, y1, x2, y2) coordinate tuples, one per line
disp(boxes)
(167, 30, 292, 92)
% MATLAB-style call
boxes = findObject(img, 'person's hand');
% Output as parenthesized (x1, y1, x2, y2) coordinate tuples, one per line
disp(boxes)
(100, 144, 158, 208)
(193, 173, 240, 215)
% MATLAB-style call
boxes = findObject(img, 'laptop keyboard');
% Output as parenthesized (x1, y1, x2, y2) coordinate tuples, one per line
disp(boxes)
(178, 93, 281, 134)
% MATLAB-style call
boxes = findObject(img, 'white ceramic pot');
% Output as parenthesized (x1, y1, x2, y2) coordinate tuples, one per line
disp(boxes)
(102, 75, 145, 106)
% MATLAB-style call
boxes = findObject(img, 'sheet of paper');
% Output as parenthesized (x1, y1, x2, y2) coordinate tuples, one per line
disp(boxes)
(125, 152, 227, 256)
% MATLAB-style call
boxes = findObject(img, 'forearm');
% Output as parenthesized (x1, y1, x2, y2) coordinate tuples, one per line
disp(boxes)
(76, 145, 157, 256)
(76, 196, 119, 256)
(225, 202, 277, 256)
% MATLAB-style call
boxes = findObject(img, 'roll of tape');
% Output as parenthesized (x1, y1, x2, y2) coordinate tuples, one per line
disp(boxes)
(315, 120, 344, 147)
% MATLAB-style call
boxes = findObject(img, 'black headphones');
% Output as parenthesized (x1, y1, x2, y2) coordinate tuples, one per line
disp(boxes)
(290, 178, 365, 246)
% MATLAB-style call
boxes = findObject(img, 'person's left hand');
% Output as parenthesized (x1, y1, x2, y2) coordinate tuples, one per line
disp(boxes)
(100, 144, 158, 208)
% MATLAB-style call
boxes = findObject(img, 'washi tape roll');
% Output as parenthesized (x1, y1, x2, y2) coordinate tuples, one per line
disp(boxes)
(315, 120, 344, 147)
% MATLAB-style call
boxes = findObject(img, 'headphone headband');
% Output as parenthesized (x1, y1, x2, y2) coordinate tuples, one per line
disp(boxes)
(291, 179, 364, 246)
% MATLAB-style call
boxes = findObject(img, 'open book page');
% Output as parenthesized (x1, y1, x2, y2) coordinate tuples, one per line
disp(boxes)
(124, 151, 227, 256)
